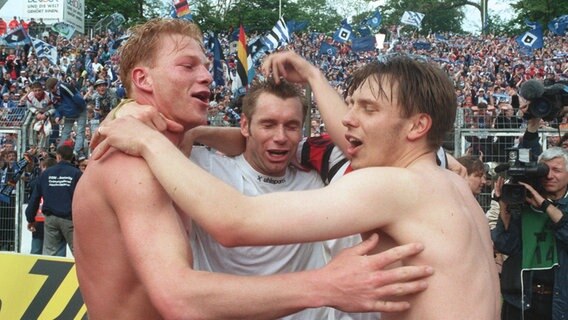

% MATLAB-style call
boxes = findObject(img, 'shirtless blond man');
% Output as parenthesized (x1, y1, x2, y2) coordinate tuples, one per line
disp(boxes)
(74, 20, 434, 319)
(94, 50, 501, 319)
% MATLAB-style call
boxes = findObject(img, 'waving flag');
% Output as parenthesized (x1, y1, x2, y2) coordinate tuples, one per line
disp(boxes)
(260, 17, 290, 52)
(236, 25, 254, 88)
(333, 20, 354, 43)
(2, 26, 31, 47)
(173, 0, 191, 17)
(52, 21, 75, 39)
(367, 11, 382, 29)
(286, 20, 308, 33)
(400, 11, 425, 28)
(357, 24, 371, 37)
(32, 37, 58, 65)
(211, 34, 225, 86)
(548, 15, 568, 36)
(352, 36, 376, 53)
(319, 42, 338, 56)
(516, 21, 544, 50)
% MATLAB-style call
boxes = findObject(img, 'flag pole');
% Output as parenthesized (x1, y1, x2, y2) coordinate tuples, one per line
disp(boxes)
(279, 0, 282, 18)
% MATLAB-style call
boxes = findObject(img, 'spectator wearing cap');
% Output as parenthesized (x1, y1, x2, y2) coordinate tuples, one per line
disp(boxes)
(17, 70, 29, 87)
(474, 87, 488, 105)
(90, 79, 118, 136)
(1, 92, 16, 110)
(45, 77, 87, 158)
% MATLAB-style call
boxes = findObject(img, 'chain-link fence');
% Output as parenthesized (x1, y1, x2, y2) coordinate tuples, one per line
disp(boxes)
(0, 107, 29, 252)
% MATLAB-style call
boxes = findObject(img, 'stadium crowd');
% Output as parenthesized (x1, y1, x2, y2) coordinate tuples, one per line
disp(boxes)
(0, 16, 564, 240)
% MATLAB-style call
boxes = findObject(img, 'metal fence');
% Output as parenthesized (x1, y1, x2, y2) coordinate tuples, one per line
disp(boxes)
(452, 125, 558, 213)
(0, 107, 29, 252)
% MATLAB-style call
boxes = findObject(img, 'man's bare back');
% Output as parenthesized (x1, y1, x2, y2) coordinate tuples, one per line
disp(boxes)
(357, 161, 500, 319)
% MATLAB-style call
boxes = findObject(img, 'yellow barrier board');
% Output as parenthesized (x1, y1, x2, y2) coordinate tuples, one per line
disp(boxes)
(0, 252, 87, 320)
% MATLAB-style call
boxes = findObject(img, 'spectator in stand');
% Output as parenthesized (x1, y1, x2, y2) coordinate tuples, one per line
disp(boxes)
(25, 82, 54, 149)
(0, 18, 6, 35)
(456, 155, 487, 196)
(92, 79, 118, 121)
(8, 17, 18, 31)
(1, 93, 16, 110)
(19, 19, 28, 33)
(493, 103, 523, 163)
(45, 77, 87, 158)
(27, 18, 38, 37)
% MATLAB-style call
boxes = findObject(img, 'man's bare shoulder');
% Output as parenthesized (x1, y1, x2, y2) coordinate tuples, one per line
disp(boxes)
(80, 150, 159, 199)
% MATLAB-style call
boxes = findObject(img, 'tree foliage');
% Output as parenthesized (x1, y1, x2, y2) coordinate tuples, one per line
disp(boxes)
(510, 0, 568, 27)
(191, 0, 342, 34)
(84, 0, 166, 27)
(379, 0, 465, 34)
(83, 0, 568, 37)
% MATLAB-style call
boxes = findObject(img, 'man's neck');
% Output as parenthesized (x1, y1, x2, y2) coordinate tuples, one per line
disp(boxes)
(134, 95, 183, 146)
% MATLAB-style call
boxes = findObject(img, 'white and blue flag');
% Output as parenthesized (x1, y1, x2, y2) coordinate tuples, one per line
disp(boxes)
(32, 38, 58, 65)
(400, 11, 425, 28)
(516, 20, 544, 50)
(548, 15, 568, 36)
(260, 17, 290, 52)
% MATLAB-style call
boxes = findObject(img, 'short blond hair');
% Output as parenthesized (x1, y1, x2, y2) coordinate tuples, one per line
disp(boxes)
(119, 18, 204, 95)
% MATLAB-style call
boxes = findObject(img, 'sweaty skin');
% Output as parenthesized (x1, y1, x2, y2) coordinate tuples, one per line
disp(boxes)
(93, 51, 500, 319)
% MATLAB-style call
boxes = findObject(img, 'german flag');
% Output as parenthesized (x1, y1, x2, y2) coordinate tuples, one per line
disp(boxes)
(173, 0, 191, 18)
(236, 25, 249, 88)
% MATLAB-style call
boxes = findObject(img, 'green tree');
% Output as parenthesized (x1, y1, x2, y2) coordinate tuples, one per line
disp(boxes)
(85, 0, 166, 26)
(380, 0, 465, 34)
(511, 0, 568, 29)
(192, 0, 342, 34)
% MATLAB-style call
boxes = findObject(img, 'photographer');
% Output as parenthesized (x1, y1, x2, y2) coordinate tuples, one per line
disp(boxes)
(492, 146, 568, 320)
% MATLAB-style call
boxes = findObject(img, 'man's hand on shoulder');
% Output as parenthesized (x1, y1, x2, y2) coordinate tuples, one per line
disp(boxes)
(91, 100, 184, 150)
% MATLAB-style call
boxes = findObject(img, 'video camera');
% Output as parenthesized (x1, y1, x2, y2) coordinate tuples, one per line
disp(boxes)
(497, 148, 549, 205)
(519, 79, 568, 121)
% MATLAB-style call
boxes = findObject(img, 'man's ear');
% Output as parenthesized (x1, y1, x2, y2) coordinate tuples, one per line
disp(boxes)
(131, 67, 152, 93)
(240, 115, 251, 138)
(407, 113, 432, 141)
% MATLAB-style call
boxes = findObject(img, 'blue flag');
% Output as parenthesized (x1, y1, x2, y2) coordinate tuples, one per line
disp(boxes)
(525, 19, 539, 30)
(434, 33, 448, 43)
(211, 35, 225, 86)
(351, 36, 376, 52)
(357, 24, 371, 37)
(516, 22, 544, 50)
(367, 11, 382, 29)
(287, 20, 309, 33)
(2, 26, 31, 47)
(333, 20, 354, 43)
(548, 15, 568, 36)
(319, 42, 338, 56)
(413, 41, 432, 50)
